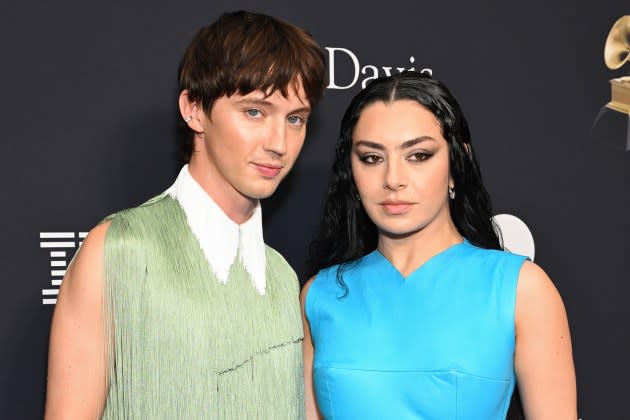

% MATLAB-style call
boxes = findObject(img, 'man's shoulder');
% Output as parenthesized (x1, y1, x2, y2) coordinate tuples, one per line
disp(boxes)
(100, 192, 182, 243)
(103, 192, 174, 225)
(264, 245, 299, 280)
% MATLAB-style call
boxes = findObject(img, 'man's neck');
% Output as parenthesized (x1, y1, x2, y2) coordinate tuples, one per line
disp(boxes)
(187, 161, 257, 224)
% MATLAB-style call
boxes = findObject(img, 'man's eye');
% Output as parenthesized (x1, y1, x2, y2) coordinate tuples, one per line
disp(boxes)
(246, 109, 262, 117)
(288, 115, 306, 125)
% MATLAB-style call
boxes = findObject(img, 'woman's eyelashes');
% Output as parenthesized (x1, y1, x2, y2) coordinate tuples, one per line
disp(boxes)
(356, 150, 434, 164)
(358, 153, 383, 164)
(407, 151, 434, 162)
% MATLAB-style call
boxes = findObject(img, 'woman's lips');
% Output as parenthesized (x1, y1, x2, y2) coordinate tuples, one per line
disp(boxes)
(380, 201, 413, 215)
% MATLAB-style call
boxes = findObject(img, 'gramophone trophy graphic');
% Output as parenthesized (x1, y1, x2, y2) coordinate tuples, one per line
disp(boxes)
(605, 16, 630, 113)
(592, 15, 630, 151)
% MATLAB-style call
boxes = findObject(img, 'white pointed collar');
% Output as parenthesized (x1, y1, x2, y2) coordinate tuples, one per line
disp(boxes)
(166, 165, 267, 295)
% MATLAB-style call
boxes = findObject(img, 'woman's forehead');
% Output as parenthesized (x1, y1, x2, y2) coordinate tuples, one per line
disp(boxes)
(353, 100, 444, 145)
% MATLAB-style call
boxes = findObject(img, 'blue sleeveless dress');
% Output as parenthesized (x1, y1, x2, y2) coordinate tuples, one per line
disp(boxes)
(306, 240, 527, 420)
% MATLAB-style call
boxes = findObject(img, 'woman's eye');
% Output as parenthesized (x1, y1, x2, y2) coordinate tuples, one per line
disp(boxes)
(359, 154, 382, 164)
(246, 109, 262, 117)
(409, 152, 432, 161)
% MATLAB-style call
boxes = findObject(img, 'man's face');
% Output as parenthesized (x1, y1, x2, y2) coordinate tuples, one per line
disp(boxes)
(189, 83, 311, 214)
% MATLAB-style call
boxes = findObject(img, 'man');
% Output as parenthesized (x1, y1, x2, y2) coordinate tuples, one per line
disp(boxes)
(45, 11, 326, 419)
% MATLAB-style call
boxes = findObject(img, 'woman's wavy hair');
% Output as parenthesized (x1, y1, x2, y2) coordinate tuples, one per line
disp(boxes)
(309, 71, 502, 283)
(308, 70, 524, 418)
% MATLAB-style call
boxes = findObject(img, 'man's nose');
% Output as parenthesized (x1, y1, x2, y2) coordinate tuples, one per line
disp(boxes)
(263, 119, 287, 156)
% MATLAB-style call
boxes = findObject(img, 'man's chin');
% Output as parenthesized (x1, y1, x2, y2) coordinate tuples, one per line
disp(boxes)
(241, 185, 281, 201)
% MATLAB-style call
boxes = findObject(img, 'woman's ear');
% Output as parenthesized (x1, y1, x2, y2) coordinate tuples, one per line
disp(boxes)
(463, 142, 472, 158)
(178, 90, 204, 133)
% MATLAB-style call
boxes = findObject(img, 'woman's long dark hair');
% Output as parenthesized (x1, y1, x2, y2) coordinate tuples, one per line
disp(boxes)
(308, 71, 524, 419)
(309, 71, 502, 281)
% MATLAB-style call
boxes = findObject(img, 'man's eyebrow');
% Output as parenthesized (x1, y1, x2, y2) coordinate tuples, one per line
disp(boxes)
(290, 106, 311, 114)
(234, 98, 311, 114)
(354, 137, 437, 150)
(234, 98, 274, 107)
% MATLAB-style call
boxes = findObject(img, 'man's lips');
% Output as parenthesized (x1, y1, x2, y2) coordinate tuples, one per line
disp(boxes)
(380, 200, 414, 215)
(252, 162, 283, 178)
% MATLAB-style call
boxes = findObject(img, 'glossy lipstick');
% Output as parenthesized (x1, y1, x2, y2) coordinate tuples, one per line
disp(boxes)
(380, 200, 413, 215)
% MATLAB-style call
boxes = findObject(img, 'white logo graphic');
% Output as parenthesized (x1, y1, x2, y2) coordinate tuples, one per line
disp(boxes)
(326, 47, 433, 90)
(40, 232, 87, 305)
(492, 214, 535, 261)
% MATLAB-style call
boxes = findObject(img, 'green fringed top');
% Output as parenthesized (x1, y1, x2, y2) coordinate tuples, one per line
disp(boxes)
(100, 194, 305, 419)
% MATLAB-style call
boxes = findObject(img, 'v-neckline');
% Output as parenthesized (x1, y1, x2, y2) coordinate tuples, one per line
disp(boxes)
(372, 239, 468, 281)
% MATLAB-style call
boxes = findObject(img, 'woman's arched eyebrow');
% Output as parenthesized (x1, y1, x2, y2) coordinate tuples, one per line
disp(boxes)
(400, 136, 437, 149)
(354, 136, 437, 150)
(354, 140, 384, 150)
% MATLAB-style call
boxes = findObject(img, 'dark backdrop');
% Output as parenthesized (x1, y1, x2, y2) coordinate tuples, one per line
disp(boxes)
(1, 1, 628, 418)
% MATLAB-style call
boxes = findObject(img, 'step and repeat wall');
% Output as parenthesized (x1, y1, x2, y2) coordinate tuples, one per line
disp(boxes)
(1, 1, 629, 418)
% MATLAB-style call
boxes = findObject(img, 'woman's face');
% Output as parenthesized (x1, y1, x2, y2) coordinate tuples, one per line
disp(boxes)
(351, 99, 454, 238)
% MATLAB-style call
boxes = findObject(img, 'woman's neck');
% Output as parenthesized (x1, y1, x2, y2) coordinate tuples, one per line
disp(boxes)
(377, 218, 463, 278)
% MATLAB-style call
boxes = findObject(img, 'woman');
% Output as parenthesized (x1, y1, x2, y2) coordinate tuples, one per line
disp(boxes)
(302, 72, 576, 419)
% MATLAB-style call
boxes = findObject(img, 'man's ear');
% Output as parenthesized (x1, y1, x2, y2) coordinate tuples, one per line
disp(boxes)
(178, 90, 204, 133)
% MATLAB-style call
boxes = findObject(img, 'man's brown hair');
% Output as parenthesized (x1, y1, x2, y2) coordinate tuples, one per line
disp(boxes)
(178, 10, 327, 162)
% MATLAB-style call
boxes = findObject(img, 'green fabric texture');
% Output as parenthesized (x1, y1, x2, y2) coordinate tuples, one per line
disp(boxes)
(100, 194, 305, 419)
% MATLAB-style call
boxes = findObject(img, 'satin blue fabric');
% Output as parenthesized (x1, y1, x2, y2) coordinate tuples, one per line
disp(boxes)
(306, 241, 527, 420)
